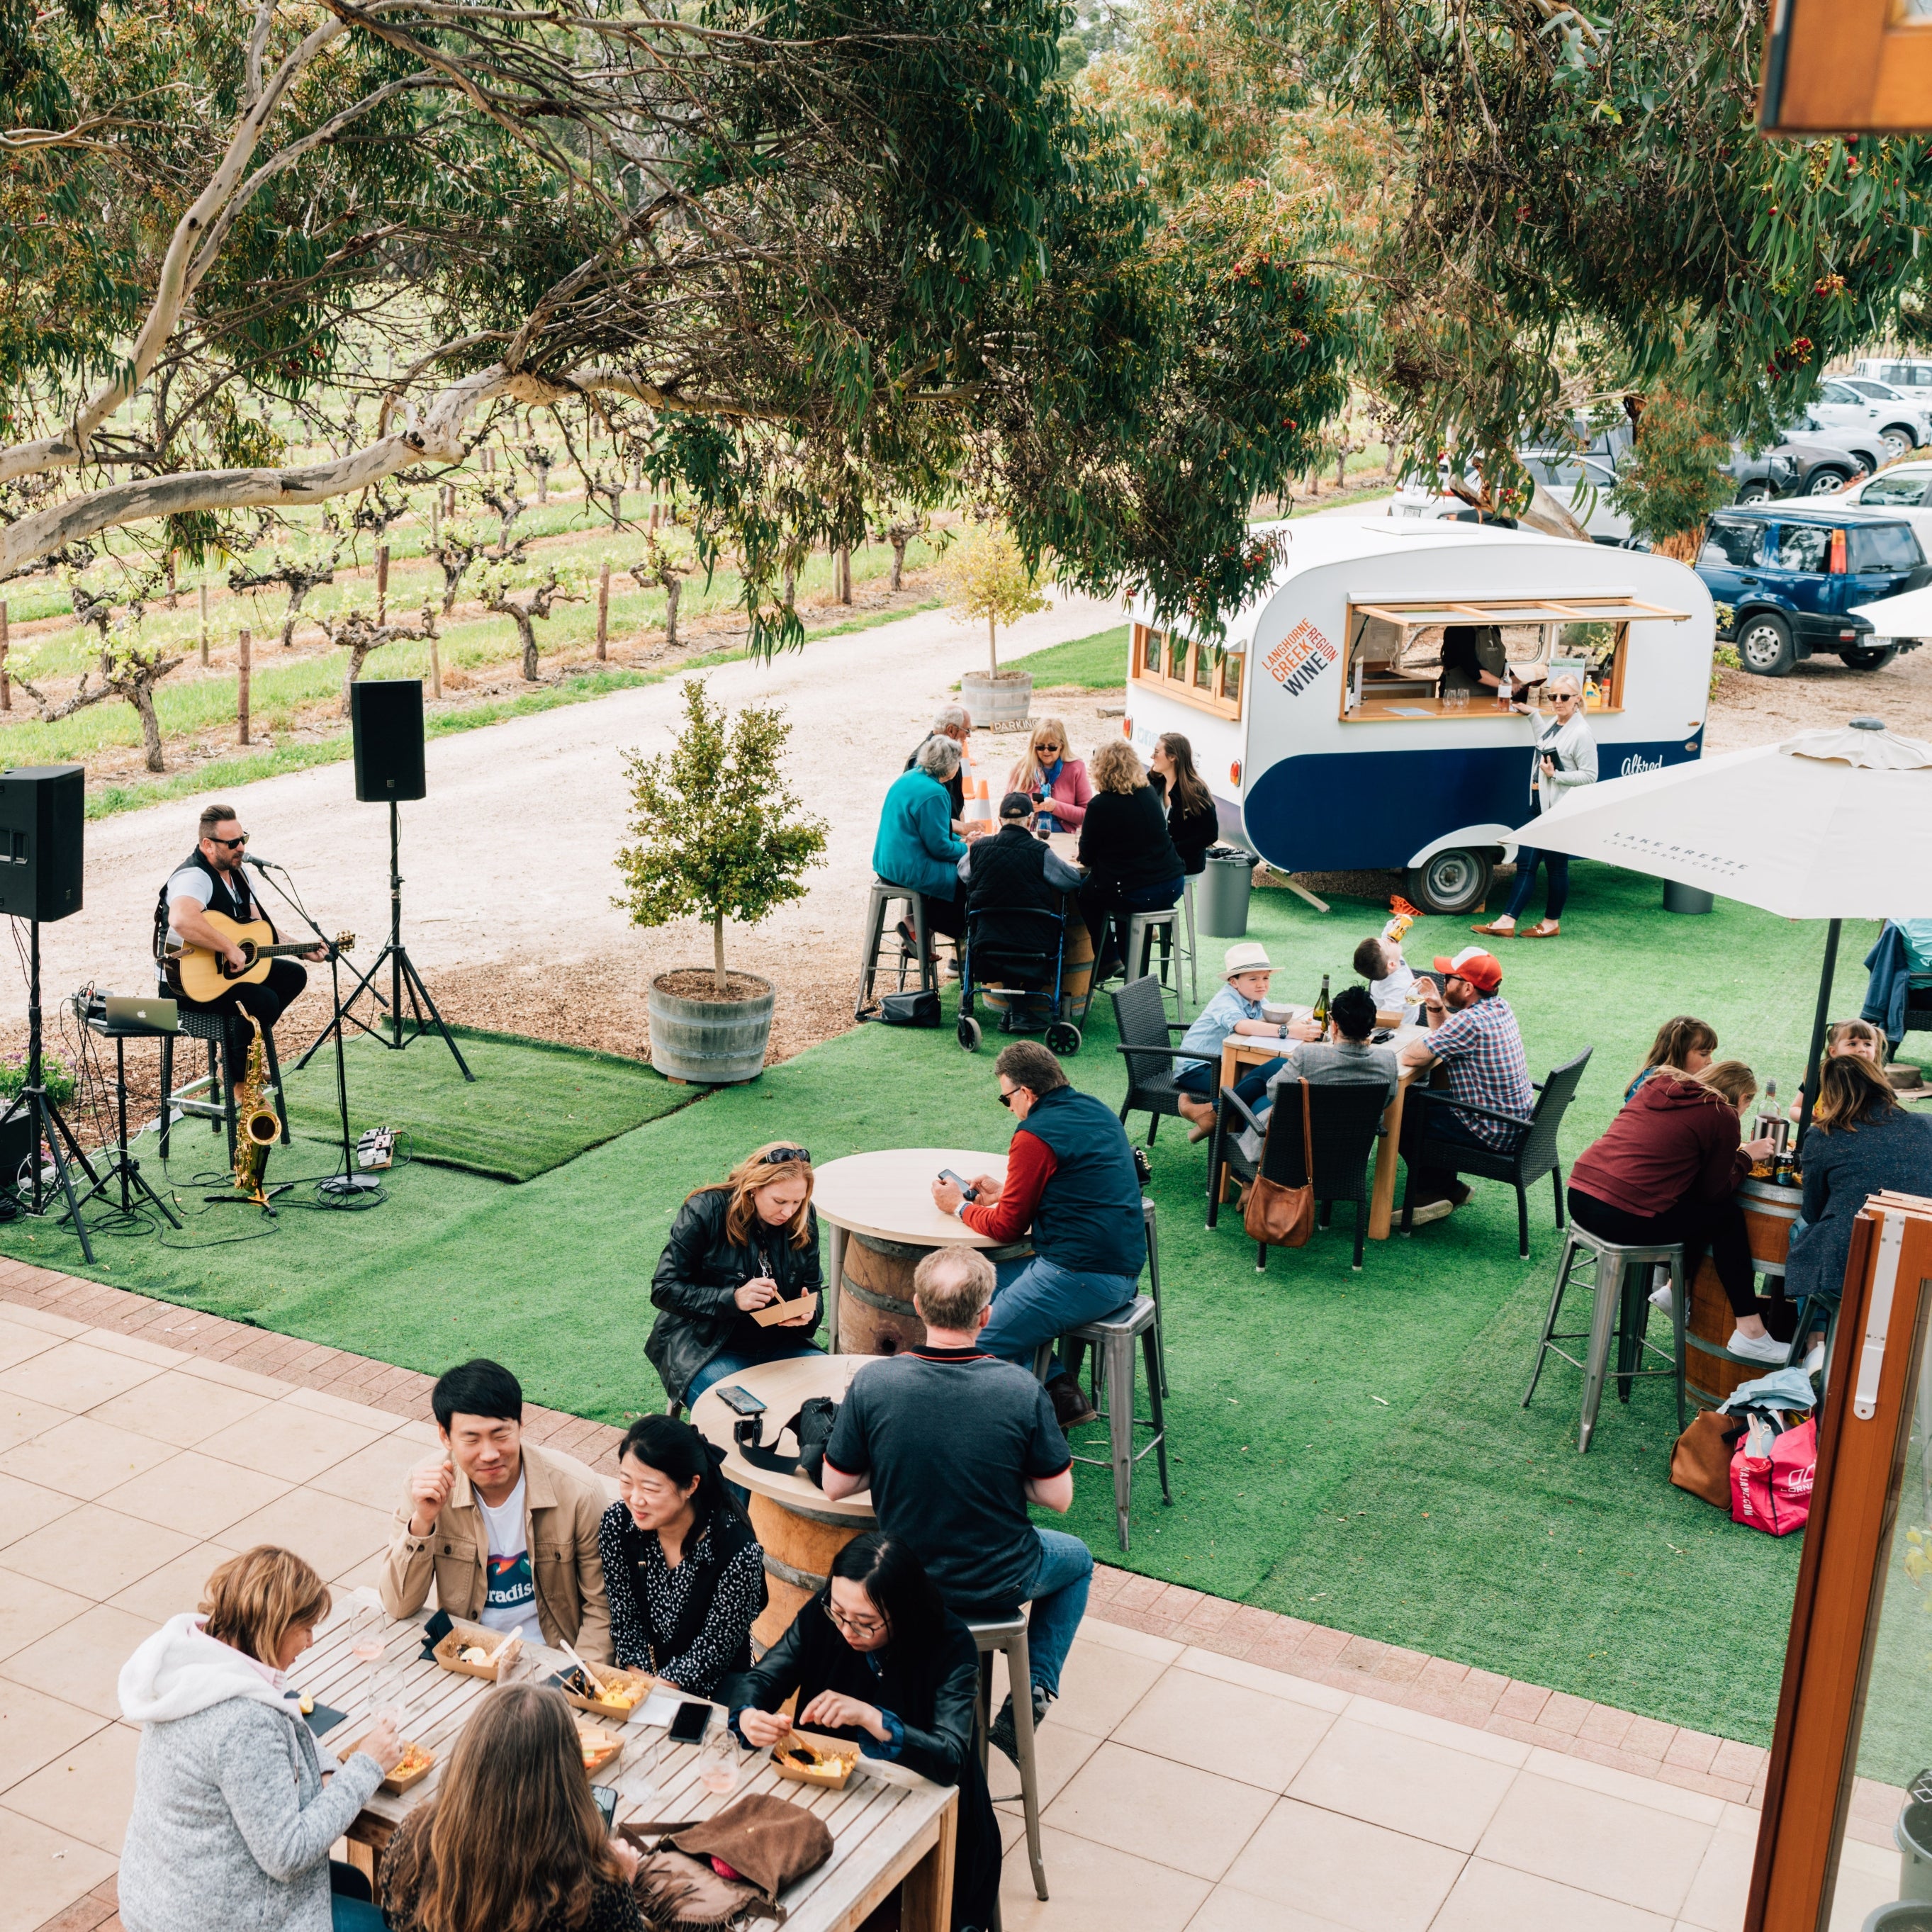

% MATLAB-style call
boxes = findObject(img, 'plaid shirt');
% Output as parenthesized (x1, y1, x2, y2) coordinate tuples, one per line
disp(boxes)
(1425, 996, 1534, 1147)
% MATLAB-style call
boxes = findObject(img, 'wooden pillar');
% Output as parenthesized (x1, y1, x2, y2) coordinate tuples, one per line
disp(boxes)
(596, 558, 610, 661)
(429, 495, 441, 556)
(237, 627, 252, 744)
(198, 583, 210, 666)
(376, 544, 390, 624)
(429, 634, 442, 700)
(0, 600, 9, 710)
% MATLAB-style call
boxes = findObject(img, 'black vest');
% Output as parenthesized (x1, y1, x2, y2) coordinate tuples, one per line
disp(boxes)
(965, 824, 1060, 960)
(621, 1505, 765, 1679)
(154, 848, 259, 960)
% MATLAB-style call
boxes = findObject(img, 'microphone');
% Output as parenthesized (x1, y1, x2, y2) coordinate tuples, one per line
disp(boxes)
(240, 853, 279, 872)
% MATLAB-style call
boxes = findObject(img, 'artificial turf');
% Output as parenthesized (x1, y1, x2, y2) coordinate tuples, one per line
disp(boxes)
(277, 1023, 693, 1181)
(0, 860, 1904, 1751)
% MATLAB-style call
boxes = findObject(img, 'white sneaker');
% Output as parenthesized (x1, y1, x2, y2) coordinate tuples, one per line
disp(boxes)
(1649, 1282, 1675, 1313)
(1406, 1198, 1454, 1227)
(1801, 1343, 1825, 1375)
(1726, 1327, 1792, 1365)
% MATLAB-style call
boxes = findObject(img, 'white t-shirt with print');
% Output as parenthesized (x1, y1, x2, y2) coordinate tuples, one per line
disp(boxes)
(1370, 955, 1421, 1024)
(476, 1473, 537, 1636)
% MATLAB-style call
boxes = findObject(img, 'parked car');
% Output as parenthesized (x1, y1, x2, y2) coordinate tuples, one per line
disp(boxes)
(1841, 374, 1932, 434)
(1777, 412, 1887, 480)
(1730, 435, 1868, 501)
(1695, 503, 1931, 676)
(1804, 378, 1930, 462)
(1388, 449, 1640, 543)
(1841, 461, 1932, 551)
(1853, 356, 1932, 394)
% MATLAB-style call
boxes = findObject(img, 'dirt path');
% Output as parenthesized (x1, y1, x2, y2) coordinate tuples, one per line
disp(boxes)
(18, 594, 1125, 1077)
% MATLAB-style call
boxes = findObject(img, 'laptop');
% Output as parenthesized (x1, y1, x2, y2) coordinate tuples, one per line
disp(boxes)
(103, 994, 179, 1035)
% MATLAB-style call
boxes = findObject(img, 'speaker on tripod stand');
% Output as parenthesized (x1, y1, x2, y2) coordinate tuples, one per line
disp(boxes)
(296, 680, 473, 1082)
(0, 765, 106, 1259)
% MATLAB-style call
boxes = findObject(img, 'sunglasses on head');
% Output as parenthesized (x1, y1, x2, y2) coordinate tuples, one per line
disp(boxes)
(760, 1145, 811, 1165)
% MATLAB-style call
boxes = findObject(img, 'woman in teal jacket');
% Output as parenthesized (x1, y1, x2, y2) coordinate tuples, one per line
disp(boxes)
(873, 736, 970, 941)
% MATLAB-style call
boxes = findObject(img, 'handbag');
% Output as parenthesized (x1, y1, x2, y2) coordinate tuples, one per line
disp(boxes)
(1730, 1415, 1817, 1537)
(1669, 1409, 1744, 1509)
(1242, 1079, 1316, 1249)
(876, 989, 940, 1027)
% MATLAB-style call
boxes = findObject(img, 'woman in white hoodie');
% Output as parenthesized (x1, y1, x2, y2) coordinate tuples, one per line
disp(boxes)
(1473, 675, 1599, 940)
(118, 1546, 403, 1932)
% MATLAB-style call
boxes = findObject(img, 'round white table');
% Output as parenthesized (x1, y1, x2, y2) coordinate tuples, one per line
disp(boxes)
(811, 1147, 1013, 1352)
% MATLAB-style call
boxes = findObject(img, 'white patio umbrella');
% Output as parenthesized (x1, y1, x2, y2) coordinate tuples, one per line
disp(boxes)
(1505, 717, 1932, 1138)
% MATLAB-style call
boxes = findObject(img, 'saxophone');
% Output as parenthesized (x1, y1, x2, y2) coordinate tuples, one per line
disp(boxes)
(232, 1016, 281, 1205)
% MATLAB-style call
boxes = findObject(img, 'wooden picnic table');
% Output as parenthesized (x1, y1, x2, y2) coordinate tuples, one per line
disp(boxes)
(1215, 1018, 1430, 1240)
(298, 1600, 956, 1932)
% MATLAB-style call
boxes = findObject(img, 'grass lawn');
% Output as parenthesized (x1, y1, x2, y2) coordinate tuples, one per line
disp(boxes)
(0, 859, 1897, 1754)
(999, 625, 1130, 690)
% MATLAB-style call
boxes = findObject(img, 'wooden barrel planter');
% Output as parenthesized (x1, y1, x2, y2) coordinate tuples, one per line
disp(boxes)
(1687, 1174, 1802, 1405)
(648, 970, 774, 1084)
(745, 1493, 865, 1650)
(839, 1231, 1035, 1357)
(960, 669, 1033, 731)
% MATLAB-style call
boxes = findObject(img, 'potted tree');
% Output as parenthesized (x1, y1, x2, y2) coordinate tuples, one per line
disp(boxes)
(948, 520, 1048, 730)
(615, 680, 829, 1082)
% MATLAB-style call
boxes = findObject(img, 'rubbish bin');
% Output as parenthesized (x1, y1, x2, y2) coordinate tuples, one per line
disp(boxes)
(1897, 1790, 1932, 1904)
(1198, 846, 1256, 938)
(1663, 880, 1715, 916)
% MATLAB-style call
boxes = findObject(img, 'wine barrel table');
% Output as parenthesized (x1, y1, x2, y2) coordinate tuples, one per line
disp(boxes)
(690, 1354, 879, 1648)
(1687, 1173, 1804, 1405)
(811, 1148, 1018, 1354)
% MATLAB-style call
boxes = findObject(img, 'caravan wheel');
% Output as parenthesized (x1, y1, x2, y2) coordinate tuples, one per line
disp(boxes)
(1405, 848, 1494, 916)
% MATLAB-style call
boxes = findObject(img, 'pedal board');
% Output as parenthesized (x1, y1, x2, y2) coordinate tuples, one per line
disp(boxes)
(355, 1126, 396, 1171)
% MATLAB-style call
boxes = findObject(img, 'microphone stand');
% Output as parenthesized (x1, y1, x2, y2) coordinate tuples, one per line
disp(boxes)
(251, 861, 381, 1201)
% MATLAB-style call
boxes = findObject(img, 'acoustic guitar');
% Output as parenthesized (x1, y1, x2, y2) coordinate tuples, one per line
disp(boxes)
(162, 910, 354, 1004)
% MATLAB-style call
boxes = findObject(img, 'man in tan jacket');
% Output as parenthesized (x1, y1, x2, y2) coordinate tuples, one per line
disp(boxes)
(378, 1358, 613, 1663)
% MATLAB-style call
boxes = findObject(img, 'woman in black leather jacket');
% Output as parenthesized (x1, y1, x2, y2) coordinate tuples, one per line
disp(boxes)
(646, 1143, 825, 1408)
(724, 1535, 998, 1932)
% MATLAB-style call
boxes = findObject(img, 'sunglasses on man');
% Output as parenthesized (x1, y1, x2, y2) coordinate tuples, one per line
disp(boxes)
(208, 833, 249, 849)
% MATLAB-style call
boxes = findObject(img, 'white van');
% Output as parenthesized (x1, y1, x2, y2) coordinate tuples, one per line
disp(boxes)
(1853, 357, 1932, 393)
(1121, 517, 1713, 914)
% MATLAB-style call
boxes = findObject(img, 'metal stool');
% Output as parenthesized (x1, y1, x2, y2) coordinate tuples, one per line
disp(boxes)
(158, 1009, 289, 1164)
(1522, 1228, 1687, 1452)
(855, 877, 936, 1019)
(1142, 1198, 1168, 1398)
(1036, 1296, 1172, 1549)
(1119, 908, 1181, 1021)
(1179, 876, 1200, 1009)
(969, 1614, 1048, 1909)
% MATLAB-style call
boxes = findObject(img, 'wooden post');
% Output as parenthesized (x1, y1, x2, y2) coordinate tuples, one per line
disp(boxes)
(430, 496, 441, 554)
(0, 600, 9, 711)
(376, 544, 390, 624)
(481, 447, 493, 473)
(237, 627, 252, 744)
(596, 558, 610, 661)
(429, 631, 442, 700)
(166, 549, 178, 609)
(198, 583, 210, 666)
(836, 545, 852, 604)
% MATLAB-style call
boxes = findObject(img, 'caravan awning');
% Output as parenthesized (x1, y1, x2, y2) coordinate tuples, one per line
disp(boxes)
(1347, 592, 1693, 627)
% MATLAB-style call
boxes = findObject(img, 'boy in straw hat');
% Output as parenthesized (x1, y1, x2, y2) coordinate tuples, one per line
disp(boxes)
(1172, 943, 1322, 1141)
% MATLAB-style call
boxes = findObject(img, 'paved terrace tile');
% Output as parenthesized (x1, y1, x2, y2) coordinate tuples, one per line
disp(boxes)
(0, 1264, 1885, 1932)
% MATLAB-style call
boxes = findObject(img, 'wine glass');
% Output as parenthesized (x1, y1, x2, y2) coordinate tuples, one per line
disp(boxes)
(349, 1607, 386, 1708)
(621, 1725, 663, 1809)
(697, 1724, 741, 1797)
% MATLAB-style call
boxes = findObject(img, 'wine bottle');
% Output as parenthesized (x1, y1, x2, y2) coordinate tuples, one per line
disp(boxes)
(1313, 974, 1330, 1033)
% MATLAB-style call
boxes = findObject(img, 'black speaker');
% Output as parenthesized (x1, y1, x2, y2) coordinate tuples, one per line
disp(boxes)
(0, 765, 84, 922)
(350, 680, 426, 802)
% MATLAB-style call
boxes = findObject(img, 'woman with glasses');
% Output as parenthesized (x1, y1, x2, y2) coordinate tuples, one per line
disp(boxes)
(1473, 673, 1598, 940)
(1007, 717, 1091, 835)
(726, 1534, 998, 1932)
(646, 1142, 824, 1410)
(597, 1415, 765, 1695)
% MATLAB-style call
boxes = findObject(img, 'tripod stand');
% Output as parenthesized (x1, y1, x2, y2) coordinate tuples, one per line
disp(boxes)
(294, 799, 473, 1082)
(0, 920, 106, 1262)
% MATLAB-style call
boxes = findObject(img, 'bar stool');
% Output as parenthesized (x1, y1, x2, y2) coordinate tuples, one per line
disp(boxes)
(855, 877, 934, 1019)
(1522, 1226, 1687, 1452)
(968, 1615, 1048, 1910)
(1142, 1198, 1168, 1397)
(1121, 908, 1181, 1021)
(1035, 1296, 1172, 1549)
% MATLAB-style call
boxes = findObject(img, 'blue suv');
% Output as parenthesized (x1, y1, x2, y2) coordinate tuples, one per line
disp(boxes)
(1695, 503, 1931, 676)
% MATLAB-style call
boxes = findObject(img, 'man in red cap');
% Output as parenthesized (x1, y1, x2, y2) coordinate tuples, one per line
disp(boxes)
(1396, 946, 1534, 1224)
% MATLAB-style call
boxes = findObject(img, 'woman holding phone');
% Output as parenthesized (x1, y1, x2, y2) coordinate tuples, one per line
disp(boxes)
(646, 1143, 824, 1409)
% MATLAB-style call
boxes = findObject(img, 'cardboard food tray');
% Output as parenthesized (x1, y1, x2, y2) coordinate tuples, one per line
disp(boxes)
(432, 1622, 522, 1681)
(578, 1719, 626, 1775)
(553, 1662, 655, 1719)
(771, 1726, 861, 1790)
(751, 1291, 819, 1330)
(338, 1734, 436, 1795)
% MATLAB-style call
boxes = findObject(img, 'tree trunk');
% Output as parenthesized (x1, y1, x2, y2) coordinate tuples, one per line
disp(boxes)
(280, 602, 299, 649)
(836, 545, 851, 603)
(515, 607, 540, 680)
(988, 613, 999, 679)
(166, 549, 178, 610)
(198, 583, 209, 665)
(537, 466, 549, 505)
(890, 539, 906, 592)
(133, 683, 164, 772)
(596, 557, 610, 661)
(0, 600, 9, 710)
(782, 564, 795, 610)
(237, 626, 251, 743)
(343, 644, 375, 712)
(712, 911, 727, 996)
(665, 576, 681, 648)
(376, 544, 390, 622)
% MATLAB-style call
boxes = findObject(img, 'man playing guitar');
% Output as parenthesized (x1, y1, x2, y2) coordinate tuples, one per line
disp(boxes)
(155, 804, 324, 1066)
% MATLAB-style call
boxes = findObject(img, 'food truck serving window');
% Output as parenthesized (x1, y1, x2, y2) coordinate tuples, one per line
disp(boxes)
(1132, 623, 1242, 718)
(1337, 594, 1689, 721)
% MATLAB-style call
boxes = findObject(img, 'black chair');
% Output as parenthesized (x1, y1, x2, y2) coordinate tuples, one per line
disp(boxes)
(1208, 1077, 1390, 1271)
(1110, 975, 1194, 1144)
(1399, 1048, 1593, 1258)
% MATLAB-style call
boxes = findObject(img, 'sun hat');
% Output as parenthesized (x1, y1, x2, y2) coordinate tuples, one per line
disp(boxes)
(1432, 945, 1503, 993)
(1223, 942, 1274, 979)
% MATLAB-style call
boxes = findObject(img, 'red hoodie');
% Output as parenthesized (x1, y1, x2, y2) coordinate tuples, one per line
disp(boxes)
(1568, 1073, 1751, 1216)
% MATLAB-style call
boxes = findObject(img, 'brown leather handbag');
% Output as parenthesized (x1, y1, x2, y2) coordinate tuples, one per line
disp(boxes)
(1670, 1408, 1745, 1508)
(1242, 1079, 1316, 1249)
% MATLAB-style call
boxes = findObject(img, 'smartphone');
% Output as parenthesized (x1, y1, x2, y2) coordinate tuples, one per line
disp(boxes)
(1371, 1029, 1395, 1045)
(938, 1168, 979, 1201)
(714, 1384, 766, 1418)
(668, 1700, 712, 1744)
(592, 1783, 618, 1826)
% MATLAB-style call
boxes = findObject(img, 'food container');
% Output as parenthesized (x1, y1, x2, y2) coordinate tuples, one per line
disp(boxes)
(338, 1734, 436, 1794)
(432, 1621, 522, 1682)
(770, 1728, 861, 1790)
(751, 1291, 819, 1330)
(555, 1662, 654, 1720)
(577, 1719, 625, 1775)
